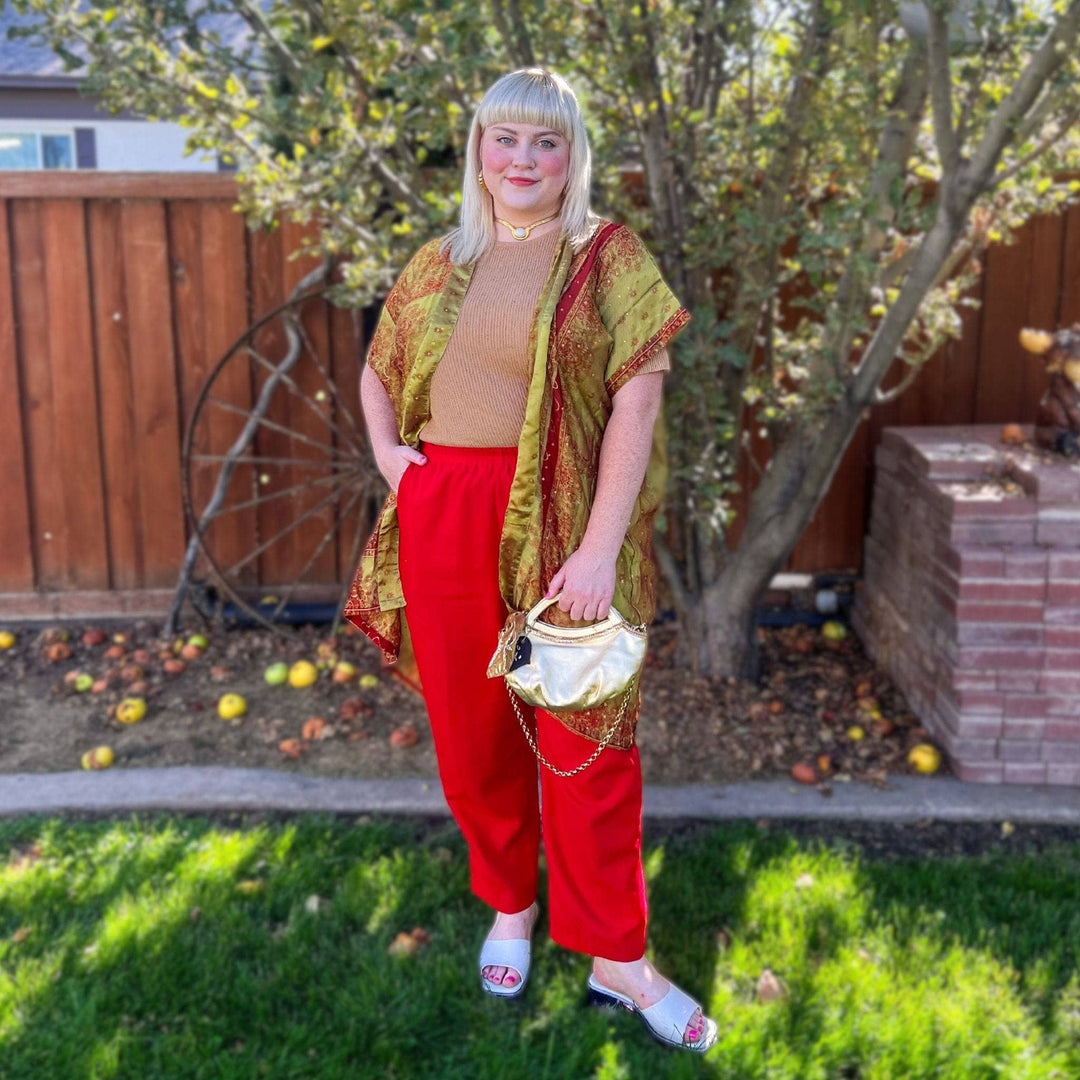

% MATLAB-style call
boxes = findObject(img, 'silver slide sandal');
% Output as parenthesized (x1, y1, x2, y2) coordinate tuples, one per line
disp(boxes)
(586, 972, 719, 1052)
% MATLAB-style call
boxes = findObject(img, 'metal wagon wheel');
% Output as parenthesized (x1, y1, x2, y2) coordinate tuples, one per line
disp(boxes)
(176, 263, 382, 636)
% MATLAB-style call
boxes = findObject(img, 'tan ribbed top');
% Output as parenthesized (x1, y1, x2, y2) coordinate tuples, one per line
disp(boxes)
(420, 229, 670, 447)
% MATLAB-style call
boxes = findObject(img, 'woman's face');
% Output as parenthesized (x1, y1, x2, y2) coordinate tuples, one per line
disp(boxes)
(479, 121, 570, 225)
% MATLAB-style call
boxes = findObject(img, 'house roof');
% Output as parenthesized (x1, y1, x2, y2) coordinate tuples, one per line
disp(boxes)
(0, 3, 259, 89)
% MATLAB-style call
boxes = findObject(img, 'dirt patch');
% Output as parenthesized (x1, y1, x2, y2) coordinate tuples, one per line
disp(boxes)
(0, 617, 944, 790)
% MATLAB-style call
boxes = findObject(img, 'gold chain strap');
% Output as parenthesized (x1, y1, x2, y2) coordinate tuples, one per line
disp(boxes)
(506, 673, 638, 778)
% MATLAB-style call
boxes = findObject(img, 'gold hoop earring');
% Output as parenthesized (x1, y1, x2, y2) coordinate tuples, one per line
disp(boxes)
(477, 170, 487, 192)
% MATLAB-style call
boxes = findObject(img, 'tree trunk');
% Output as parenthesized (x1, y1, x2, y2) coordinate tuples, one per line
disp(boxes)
(665, 400, 866, 679)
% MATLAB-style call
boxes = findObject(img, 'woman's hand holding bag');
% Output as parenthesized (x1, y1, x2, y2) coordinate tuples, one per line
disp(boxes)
(486, 590, 648, 778)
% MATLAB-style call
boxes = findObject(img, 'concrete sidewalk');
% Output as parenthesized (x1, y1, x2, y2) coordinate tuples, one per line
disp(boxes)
(2, 767, 1080, 823)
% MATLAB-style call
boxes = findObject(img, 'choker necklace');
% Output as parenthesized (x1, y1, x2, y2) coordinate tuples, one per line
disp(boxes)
(495, 212, 560, 240)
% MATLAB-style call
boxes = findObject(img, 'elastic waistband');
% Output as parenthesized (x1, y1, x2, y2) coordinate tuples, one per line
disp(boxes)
(418, 439, 519, 462)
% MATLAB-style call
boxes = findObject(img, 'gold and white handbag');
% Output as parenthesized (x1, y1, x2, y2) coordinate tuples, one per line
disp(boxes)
(486, 593, 648, 777)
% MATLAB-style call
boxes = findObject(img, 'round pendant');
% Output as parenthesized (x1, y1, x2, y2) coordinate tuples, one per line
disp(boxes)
(513, 227, 527, 238)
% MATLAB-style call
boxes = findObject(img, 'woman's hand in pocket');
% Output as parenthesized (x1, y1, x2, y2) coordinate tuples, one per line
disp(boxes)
(377, 445, 427, 494)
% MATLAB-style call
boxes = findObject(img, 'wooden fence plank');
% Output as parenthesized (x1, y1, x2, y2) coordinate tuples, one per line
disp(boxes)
(11, 199, 67, 589)
(974, 219, 1053, 422)
(88, 199, 143, 590)
(43, 198, 110, 589)
(0, 201, 34, 592)
(172, 199, 257, 590)
(1057, 202, 1080, 326)
(119, 199, 186, 588)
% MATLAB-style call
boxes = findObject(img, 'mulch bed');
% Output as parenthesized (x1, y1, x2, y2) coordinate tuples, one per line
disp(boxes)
(0, 613, 945, 792)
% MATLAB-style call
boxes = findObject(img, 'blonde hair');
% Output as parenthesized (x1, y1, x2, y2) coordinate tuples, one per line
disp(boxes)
(439, 68, 602, 265)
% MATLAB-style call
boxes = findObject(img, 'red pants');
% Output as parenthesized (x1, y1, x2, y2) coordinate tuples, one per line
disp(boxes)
(396, 440, 648, 960)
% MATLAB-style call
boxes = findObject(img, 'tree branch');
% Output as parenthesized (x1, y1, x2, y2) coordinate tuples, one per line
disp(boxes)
(927, 1, 959, 171)
(993, 101, 1080, 184)
(873, 359, 924, 405)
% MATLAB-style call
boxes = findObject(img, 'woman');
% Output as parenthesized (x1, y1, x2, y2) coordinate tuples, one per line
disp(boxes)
(344, 68, 717, 1053)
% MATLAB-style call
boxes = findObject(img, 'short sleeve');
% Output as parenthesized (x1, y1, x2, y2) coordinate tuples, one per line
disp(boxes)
(597, 227, 689, 397)
(632, 344, 671, 377)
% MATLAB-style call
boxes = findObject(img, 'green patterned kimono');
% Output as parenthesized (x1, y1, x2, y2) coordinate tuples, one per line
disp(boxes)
(343, 219, 690, 748)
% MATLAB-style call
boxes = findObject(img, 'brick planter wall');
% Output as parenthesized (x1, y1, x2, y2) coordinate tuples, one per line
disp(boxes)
(852, 425, 1080, 785)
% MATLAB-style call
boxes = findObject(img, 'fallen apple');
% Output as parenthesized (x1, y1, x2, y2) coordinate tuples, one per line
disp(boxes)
(73, 673, 94, 693)
(116, 697, 147, 725)
(332, 661, 358, 684)
(390, 723, 419, 747)
(218, 693, 247, 720)
(359, 674, 379, 689)
(908, 743, 941, 774)
(186, 633, 209, 650)
(821, 621, 848, 642)
(0, 630, 15, 649)
(162, 658, 187, 676)
(288, 660, 319, 688)
(179, 643, 203, 662)
(81, 745, 115, 770)
(302, 716, 327, 740)
(846, 725, 865, 741)
(791, 762, 817, 785)
(81, 627, 106, 647)
(264, 662, 289, 686)
(44, 642, 72, 663)
(278, 737, 305, 758)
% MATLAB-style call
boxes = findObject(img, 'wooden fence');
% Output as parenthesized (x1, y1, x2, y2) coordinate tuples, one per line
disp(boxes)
(1, 172, 1078, 617)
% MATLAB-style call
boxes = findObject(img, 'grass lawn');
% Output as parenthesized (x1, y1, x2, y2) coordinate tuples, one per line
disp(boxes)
(0, 812, 1078, 1079)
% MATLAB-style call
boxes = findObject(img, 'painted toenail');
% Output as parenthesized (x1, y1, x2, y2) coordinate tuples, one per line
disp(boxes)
(504, 975, 516, 984)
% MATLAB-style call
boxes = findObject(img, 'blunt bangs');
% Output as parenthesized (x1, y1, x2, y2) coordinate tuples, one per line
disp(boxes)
(440, 68, 601, 266)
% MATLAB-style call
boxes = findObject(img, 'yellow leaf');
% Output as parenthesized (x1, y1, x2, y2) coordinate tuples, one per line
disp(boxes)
(312, 35, 335, 51)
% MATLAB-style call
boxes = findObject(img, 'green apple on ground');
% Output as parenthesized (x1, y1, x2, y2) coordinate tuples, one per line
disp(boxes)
(264, 662, 289, 686)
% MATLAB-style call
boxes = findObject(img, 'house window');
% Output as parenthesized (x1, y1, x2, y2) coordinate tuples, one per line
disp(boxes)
(0, 130, 76, 170)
